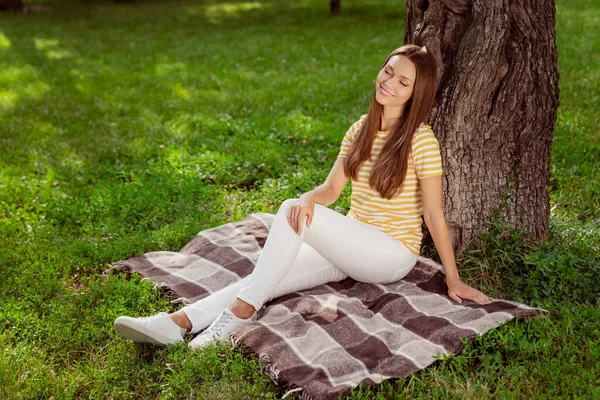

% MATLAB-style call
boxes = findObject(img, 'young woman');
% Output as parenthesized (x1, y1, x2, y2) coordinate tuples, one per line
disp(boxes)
(114, 44, 493, 350)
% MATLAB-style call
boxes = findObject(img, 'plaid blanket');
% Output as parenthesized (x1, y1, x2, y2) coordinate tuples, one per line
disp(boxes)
(103, 212, 549, 400)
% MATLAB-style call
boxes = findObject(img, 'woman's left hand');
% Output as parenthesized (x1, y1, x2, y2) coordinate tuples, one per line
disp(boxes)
(447, 279, 493, 305)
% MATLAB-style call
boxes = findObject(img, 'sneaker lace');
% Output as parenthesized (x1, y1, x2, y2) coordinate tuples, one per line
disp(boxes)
(138, 312, 166, 322)
(206, 312, 232, 337)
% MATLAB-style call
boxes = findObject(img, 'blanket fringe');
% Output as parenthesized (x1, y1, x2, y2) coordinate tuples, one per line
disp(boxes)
(281, 387, 303, 398)
(517, 304, 552, 318)
(170, 297, 192, 306)
(151, 280, 193, 306)
(102, 260, 129, 276)
(230, 335, 317, 400)
(536, 306, 551, 315)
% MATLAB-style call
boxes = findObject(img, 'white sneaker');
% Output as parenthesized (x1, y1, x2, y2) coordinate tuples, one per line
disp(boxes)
(188, 308, 257, 350)
(114, 312, 188, 346)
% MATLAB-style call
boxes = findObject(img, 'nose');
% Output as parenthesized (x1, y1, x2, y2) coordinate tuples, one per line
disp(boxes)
(383, 80, 396, 94)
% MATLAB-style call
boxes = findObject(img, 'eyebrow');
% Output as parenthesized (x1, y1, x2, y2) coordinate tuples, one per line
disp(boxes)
(386, 65, 412, 83)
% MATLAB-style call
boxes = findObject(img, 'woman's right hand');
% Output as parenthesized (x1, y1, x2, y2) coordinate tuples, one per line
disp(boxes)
(288, 192, 316, 235)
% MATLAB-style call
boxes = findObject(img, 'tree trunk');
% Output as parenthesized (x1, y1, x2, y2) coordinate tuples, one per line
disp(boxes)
(405, 0, 559, 255)
(0, 0, 22, 12)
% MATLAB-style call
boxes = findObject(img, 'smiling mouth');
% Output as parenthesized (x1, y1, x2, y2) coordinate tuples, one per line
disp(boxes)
(379, 83, 395, 97)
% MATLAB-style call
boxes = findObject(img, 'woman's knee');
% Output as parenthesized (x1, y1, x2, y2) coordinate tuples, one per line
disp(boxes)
(279, 198, 299, 211)
(384, 255, 418, 283)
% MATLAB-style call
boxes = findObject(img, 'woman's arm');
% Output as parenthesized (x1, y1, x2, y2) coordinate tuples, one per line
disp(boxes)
(424, 215, 460, 284)
(420, 175, 492, 305)
(419, 175, 460, 285)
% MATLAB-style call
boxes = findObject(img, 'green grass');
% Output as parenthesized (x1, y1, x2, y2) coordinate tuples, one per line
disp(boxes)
(1, 0, 599, 398)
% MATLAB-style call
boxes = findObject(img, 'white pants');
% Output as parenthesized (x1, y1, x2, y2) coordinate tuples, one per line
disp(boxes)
(180, 198, 418, 334)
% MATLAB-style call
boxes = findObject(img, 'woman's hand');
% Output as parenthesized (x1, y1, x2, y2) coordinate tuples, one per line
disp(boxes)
(288, 192, 316, 235)
(447, 279, 493, 305)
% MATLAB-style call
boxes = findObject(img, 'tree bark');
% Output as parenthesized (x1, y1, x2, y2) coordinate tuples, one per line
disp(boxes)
(0, 0, 22, 12)
(405, 0, 559, 255)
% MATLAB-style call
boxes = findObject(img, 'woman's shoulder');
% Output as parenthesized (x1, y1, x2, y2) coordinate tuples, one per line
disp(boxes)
(413, 122, 435, 138)
(412, 122, 439, 148)
(352, 117, 432, 136)
(350, 114, 368, 132)
(350, 114, 368, 127)
(417, 121, 433, 132)
(343, 114, 369, 140)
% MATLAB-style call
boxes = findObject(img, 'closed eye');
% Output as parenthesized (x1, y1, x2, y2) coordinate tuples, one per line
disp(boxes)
(385, 69, 408, 87)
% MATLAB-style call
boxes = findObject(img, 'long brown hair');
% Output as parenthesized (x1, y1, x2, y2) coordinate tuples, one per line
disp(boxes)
(344, 44, 439, 200)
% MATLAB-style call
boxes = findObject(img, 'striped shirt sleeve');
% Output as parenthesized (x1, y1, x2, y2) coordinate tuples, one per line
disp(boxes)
(337, 114, 367, 158)
(412, 125, 443, 178)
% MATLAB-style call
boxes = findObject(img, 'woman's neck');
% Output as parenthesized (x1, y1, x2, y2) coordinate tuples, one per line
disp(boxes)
(381, 107, 405, 131)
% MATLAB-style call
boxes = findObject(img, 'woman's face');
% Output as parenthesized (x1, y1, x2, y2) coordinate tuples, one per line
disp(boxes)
(375, 54, 416, 108)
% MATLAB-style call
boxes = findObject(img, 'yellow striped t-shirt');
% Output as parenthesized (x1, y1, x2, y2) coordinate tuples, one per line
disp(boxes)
(337, 114, 443, 256)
